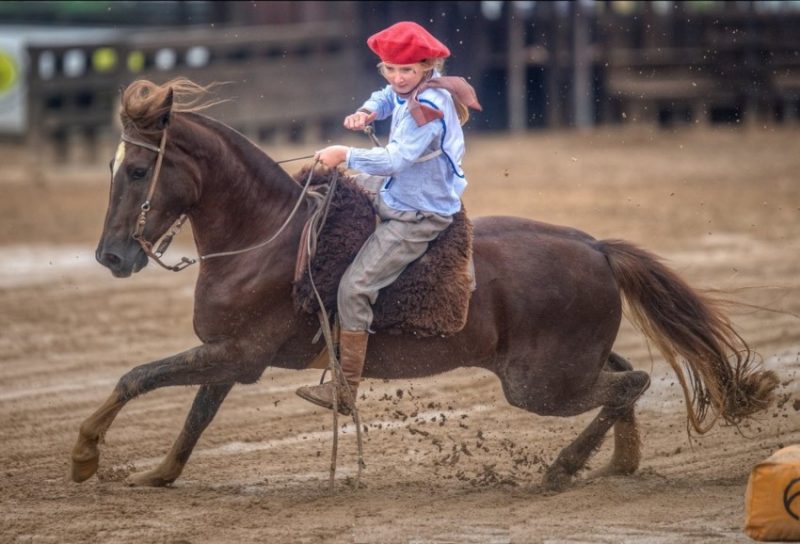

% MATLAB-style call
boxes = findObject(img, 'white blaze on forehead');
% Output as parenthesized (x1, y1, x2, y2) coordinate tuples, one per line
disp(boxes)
(112, 141, 125, 178)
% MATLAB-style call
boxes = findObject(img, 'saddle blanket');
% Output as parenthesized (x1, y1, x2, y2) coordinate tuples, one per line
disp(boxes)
(291, 167, 474, 338)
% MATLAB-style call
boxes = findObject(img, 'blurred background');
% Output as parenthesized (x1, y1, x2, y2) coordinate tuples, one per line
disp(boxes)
(1, 0, 799, 163)
(2, 5, 800, 541)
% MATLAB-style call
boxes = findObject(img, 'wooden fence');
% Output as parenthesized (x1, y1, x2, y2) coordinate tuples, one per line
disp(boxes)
(24, 22, 359, 162)
(20, 3, 800, 162)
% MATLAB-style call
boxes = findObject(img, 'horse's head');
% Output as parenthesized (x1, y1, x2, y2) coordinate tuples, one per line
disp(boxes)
(97, 79, 203, 277)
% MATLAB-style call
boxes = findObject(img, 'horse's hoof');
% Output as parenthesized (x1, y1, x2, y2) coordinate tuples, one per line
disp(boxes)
(542, 466, 572, 493)
(125, 468, 175, 487)
(70, 446, 100, 483)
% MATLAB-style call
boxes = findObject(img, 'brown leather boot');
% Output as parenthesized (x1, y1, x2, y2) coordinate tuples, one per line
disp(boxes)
(296, 330, 368, 416)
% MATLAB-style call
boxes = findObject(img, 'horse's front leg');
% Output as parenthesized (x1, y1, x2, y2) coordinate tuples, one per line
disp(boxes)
(71, 341, 257, 483)
(125, 383, 234, 487)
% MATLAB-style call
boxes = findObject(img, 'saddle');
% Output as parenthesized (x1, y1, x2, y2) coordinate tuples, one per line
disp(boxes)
(291, 167, 474, 337)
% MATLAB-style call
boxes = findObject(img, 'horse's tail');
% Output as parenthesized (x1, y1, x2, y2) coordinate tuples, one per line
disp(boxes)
(596, 239, 778, 434)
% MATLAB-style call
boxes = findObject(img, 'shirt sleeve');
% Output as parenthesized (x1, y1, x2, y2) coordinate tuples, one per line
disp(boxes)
(360, 85, 396, 121)
(346, 111, 442, 176)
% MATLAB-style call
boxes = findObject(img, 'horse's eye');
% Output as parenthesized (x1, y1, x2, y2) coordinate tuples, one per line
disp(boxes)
(130, 168, 148, 180)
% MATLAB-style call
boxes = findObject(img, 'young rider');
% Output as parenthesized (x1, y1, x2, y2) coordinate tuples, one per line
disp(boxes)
(296, 21, 481, 415)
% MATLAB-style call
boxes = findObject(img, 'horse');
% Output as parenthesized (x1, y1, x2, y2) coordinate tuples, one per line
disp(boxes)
(71, 79, 778, 492)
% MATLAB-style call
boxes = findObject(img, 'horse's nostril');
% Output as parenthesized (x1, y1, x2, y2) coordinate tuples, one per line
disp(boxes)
(101, 252, 121, 266)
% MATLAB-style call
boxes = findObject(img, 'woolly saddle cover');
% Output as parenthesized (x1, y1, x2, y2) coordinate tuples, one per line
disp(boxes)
(291, 168, 473, 337)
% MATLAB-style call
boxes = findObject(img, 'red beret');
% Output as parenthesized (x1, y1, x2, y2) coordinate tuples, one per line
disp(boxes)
(367, 21, 450, 65)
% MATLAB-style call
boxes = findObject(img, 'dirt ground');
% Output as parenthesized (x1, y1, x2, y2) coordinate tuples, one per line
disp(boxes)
(1, 125, 799, 543)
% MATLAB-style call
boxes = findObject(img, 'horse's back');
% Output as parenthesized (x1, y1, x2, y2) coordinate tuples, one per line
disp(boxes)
(471, 215, 611, 287)
(469, 215, 622, 353)
(473, 215, 596, 243)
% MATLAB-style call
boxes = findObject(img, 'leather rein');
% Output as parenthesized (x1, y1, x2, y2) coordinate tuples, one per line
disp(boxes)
(122, 125, 365, 490)
(120, 129, 320, 272)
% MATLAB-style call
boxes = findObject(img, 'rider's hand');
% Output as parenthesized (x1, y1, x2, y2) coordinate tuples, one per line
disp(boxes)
(343, 110, 377, 131)
(314, 145, 348, 169)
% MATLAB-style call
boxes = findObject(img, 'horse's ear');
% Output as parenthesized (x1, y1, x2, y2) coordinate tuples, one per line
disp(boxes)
(158, 87, 174, 129)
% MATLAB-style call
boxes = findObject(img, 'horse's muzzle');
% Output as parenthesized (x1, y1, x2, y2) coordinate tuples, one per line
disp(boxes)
(96, 242, 148, 277)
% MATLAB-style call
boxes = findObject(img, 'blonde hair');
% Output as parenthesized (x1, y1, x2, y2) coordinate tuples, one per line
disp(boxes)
(377, 59, 470, 126)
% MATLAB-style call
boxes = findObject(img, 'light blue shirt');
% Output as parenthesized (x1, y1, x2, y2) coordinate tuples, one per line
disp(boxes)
(346, 78, 467, 216)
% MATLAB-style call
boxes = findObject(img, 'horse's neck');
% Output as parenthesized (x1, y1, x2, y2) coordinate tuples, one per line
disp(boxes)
(178, 114, 305, 261)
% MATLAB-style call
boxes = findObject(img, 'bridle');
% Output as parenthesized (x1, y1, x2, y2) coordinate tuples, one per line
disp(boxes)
(121, 130, 196, 272)
(119, 128, 323, 272)
(121, 121, 375, 489)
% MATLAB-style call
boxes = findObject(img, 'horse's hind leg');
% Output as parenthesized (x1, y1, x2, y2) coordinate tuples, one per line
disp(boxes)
(125, 383, 233, 487)
(539, 357, 650, 492)
(543, 404, 625, 491)
(599, 352, 644, 477)
(71, 342, 260, 483)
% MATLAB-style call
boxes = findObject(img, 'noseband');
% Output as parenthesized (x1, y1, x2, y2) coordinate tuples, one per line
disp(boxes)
(120, 130, 196, 271)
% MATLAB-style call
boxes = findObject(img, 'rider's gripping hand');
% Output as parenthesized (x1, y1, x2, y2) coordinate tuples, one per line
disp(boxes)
(344, 110, 377, 131)
(314, 145, 349, 169)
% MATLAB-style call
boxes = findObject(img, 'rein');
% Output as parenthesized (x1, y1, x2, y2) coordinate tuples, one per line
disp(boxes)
(122, 124, 370, 491)
(199, 162, 320, 261)
(120, 131, 321, 271)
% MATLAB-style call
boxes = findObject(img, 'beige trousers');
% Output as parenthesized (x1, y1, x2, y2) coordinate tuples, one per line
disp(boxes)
(337, 175, 453, 332)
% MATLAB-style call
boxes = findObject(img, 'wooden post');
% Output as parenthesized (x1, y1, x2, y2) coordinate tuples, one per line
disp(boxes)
(743, 0, 761, 126)
(571, 2, 593, 127)
(544, 1, 563, 127)
(25, 48, 45, 175)
(507, 2, 526, 133)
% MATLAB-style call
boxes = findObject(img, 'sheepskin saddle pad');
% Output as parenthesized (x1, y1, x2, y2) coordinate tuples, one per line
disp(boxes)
(291, 167, 474, 337)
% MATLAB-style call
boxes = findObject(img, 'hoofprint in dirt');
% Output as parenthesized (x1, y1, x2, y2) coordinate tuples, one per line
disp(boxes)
(1, 127, 798, 543)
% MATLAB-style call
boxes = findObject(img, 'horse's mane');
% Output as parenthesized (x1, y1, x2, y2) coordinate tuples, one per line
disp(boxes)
(121, 78, 228, 133)
(120, 78, 295, 189)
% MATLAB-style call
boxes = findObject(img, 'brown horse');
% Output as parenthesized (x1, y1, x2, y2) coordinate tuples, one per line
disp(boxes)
(71, 79, 778, 491)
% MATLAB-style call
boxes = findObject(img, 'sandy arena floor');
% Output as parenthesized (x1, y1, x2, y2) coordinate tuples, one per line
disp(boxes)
(1, 125, 799, 543)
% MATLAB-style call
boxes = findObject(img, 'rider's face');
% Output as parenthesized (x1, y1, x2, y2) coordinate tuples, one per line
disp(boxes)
(381, 63, 426, 94)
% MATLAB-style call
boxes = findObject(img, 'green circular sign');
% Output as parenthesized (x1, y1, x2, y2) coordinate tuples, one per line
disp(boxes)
(92, 47, 118, 73)
(0, 51, 19, 96)
(127, 51, 144, 73)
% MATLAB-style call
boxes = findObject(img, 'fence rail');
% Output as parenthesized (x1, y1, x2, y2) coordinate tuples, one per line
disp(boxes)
(24, 22, 359, 162)
(16, 5, 800, 162)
